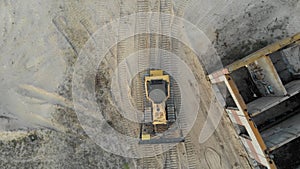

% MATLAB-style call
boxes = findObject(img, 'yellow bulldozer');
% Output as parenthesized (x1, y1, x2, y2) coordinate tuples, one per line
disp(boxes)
(139, 70, 184, 144)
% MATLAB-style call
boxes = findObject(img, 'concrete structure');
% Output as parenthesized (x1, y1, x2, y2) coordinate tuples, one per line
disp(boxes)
(208, 32, 300, 169)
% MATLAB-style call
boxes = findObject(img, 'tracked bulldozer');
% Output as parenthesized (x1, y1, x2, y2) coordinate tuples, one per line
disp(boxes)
(139, 70, 184, 144)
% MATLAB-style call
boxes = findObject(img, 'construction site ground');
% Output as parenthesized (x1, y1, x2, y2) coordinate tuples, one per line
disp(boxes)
(0, 0, 299, 169)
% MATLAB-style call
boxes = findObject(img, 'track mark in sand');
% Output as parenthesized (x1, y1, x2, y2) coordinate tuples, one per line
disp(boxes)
(184, 136, 201, 168)
(18, 84, 73, 109)
(164, 145, 179, 169)
(205, 147, 222, 169)
(52, 16, 78, 56)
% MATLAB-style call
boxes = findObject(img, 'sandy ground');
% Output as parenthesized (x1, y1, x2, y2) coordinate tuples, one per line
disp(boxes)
(0, 0, 299, 168)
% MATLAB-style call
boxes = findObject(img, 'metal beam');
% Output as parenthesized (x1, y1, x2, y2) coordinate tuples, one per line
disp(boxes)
(224, 75, 277, 169)
(226, 32, 300, 73)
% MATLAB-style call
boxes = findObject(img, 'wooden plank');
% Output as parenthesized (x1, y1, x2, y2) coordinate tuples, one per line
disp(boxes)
(261, 113, 300, 151)
(247, 80, 300, 117)
(285, 80, 300, 95)
(247, 96, 285, 116)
